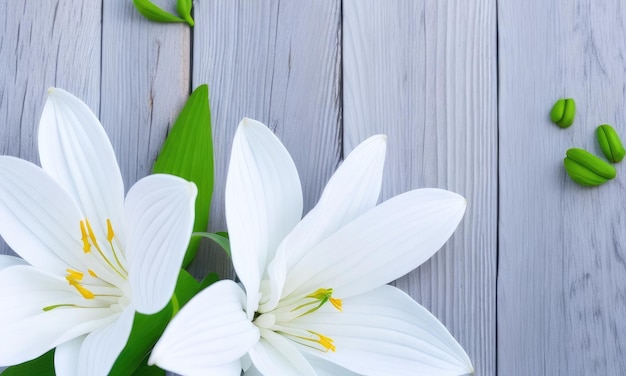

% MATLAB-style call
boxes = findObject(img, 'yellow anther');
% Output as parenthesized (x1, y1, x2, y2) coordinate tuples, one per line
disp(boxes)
(106, 219, 115, 242)
(88, 269, 98, 278)
(66, 276, 95, 300)
(66, 268, 84, 281)
(329, 297, 343, 311)
(80, 220, 91, 253)
(293, 288, 342, 317)
(309, 331, 336, 352)
(306, 288, 333, 300)
(85, 220, 98, 245)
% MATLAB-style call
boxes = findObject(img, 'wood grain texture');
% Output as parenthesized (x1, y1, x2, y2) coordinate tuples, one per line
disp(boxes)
(343, 1, 497, 375)
(0, 0, 101, 257)
(101, 1, 189, 190)
(498, 1, 626, 374)
(190, 0, 342, 280)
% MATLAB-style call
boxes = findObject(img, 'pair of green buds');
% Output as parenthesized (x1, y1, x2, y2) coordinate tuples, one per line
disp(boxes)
(553, 99, 626, 186)
(132, 0, 194, 27)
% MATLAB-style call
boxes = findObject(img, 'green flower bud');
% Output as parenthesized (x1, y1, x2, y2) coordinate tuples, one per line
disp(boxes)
(596, 124, 625, 163)
(563, 148, 616, 186)
(550, 98, 576, 128)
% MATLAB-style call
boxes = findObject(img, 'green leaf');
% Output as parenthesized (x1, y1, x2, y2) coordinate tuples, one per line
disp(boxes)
(130, 361, 165, 376)
(153, 85, 214, 268)
(199, 272, 220, 291)
(1, 350, 54, 376)
(192, 231, 231, 256)
(132, 0, 186, 23)
(176, 0, 195, 26)
(175, 268, 202, 307)
(109, 307, 172, 375)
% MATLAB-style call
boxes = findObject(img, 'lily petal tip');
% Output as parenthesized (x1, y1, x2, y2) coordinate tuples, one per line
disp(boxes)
(187, 181, 198, 196)
(241, 117, 257, 127)
(146, 352, 156, 367)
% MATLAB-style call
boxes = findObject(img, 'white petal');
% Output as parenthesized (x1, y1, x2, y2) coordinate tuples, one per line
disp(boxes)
(0, 265, 116, 366)
(0, 255, 27, 270)
(304, 354, 360, 376)
(78, 307, 135, 376)
(249, 329, 316, 376)
(125, 174, 196, 314)
(261, 135, 386, 312)
(225, 118, 303, 316)
(291, 285, 473, 376)
(283, 189, 466, 299)
(0, 157, 88, 275)
(54, 335, 85, 376)
(150, 280, 259, 374)
(171, 360, 242, 376)
(39, 88, 125, 248)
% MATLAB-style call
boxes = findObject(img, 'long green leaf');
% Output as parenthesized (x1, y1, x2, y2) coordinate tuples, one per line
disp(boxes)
(1, 350, 54, 375)
(153, 85, 214, 268)
(199, 272, 220, 291)
(132, 0, 185, 23)
(192, 231, 231, 256)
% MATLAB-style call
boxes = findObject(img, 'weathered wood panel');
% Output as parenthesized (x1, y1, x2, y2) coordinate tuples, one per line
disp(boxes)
(101, 1, 190, 189)
(0, 0, 101, 254)
(498, 1, 626, 374)
(343, 1, 497, 375)
(191, 0, 342, 280)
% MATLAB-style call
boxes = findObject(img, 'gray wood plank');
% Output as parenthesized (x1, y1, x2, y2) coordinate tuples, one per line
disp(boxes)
(498, 1, 626, 374)
(190, 0, 342, 280)
(343, 1, 497, 375)
(101, 1, 190, 190)
(0, 0, 101, 257)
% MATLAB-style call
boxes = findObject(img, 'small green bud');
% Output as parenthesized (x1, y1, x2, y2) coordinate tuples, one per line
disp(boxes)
(550, 98, 576, 128)
(563, 148, 616, 186)
(596, 124, 626, 163)
(176, 0, 195, 26)
(132, 0, 186, 24)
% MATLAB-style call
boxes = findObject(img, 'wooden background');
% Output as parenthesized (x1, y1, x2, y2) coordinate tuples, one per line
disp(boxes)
(2, 0, 626, 375)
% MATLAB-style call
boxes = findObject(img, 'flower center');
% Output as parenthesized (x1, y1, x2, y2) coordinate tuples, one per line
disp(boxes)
(42, 219, 128, 312)
(255, 288, 343, 353)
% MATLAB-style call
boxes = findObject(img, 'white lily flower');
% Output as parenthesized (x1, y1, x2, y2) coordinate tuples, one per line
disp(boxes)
(0, 88, 197, 375)
(150, 118, 473, 376)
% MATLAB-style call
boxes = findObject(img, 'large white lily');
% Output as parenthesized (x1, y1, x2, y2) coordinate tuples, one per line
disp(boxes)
(0, 89, 197, 375)
(150, 118, 473, 376)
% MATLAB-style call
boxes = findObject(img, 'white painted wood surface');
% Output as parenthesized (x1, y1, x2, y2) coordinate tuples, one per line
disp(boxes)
(4, 0, 625, 375)
(498, 1, 626, 374)
(343, 2, 497, 375)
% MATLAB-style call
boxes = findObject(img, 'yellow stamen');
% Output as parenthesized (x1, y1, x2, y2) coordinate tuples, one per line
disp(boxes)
(106, 219, 115, 242)
(83, 219, 126, 279)
(80, 220, 91, 253)
(306, 288, 333, 300)
(329, 297, 343, 311)
(314, 332, 336, 352)
(85, 220, 99, 249)
(66, 275, 95, 299)
(292, 288, 343, 316)
(302, 331, 336, 352)
(88, 269, 98, 278)
(106, 219, 128, 275)
(66, 268, 84, 281)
